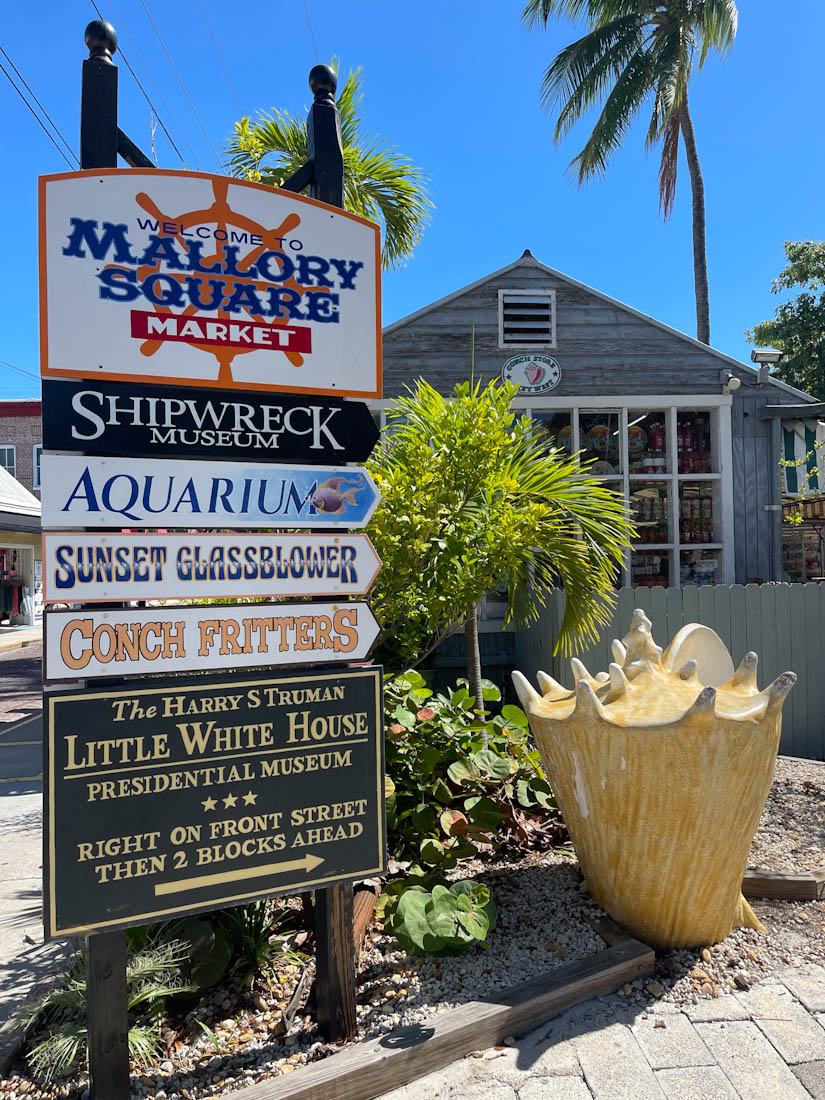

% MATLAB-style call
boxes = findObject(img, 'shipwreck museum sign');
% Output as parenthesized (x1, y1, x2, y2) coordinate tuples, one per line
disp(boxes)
(41, 379, 380, 464)
(44, 666, 384, 937)
(39, 169, 381, 398)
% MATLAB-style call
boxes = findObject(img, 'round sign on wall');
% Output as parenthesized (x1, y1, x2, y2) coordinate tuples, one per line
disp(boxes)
(501, 354, 561, 395)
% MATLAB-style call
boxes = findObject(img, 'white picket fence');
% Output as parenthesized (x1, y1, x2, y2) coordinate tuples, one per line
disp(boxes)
(515, 583, 825, 761)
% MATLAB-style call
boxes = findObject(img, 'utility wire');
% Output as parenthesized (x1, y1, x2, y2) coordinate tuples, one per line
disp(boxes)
(0, 45, 78, 166)
(0, 359, 39, 382)
(194, 0, 242, 115)
(138, 0, 223, 171)
(303, 0, 320, 63)
(91, 0, 191, 168)
(0, 57, 76, 170)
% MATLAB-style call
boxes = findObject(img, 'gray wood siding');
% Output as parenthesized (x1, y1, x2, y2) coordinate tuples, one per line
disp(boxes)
(383, 260, 762, 398)
(514, 583, 824, 761)
(382, 255, 813, 583)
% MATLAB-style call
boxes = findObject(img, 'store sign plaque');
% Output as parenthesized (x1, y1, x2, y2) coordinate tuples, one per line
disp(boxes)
(41, 379, 380, 465)
(42, 532, 382, 604)
(39, 169, 381, 398)
(43, 666, 384, 937)
(40, 455, 381, 530)
(501, 354, 561, 395)
(44, 602, 381, 681)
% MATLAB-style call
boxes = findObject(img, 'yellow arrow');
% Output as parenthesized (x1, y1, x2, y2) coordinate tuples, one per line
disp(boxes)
(154, 852, 324, 896)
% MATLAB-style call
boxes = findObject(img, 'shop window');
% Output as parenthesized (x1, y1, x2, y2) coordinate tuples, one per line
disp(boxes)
(631, 550, 672, 588)
(680, 548, 723, 586)
(579, 410, 622, 476)
(677, 410, 714, 473)
(33, 445, 42, 489)
(630, 481, 671, 546)
(534, 411, 572, 454)
(782, 529, 823, 582)
(678, 482, 719, 545)
(0, 446, 15, 480)
(498, 289, 556, 348)
(627, 411, 669, 474)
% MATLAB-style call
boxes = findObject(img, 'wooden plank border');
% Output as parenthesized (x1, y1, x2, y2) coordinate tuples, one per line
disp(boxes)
(743, 868, 825, 901)
(239, 937, 654, 1100)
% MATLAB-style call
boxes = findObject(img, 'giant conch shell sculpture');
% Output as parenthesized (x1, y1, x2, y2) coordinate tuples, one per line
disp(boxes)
(512, 610, 796, 949)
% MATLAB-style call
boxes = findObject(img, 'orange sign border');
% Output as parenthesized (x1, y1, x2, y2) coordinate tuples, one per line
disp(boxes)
(38, 168, 382, 399)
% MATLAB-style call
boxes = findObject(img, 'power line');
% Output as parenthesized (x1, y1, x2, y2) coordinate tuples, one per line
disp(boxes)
(0, 44, 79, 166)
(0, 57, 76, 170)
(303, 0, 320, 64)
(138, 0, 224, 171)
(0, 359, 39, 382)
(194, 0, 242, 116)
(91, 0, 191, 168)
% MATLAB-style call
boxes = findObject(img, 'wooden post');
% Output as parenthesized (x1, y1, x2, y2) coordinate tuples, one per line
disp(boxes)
(79, 23, 131, 1098)
(86, 931, 129, 1099)
(313, 883, 357, 1041)
(305, 62, 358, 1043)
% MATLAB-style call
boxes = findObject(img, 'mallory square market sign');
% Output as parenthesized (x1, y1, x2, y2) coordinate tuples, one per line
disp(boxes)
(39, 170, 381, 398)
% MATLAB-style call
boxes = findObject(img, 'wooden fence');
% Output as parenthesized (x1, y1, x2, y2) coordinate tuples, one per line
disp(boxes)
(514, 583, 825, 761)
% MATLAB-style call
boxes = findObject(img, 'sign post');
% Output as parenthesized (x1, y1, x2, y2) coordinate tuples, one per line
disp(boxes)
(41, 23, 377, 1098)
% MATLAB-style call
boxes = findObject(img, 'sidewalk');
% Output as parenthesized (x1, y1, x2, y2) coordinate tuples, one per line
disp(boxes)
(381, 964, 825, 1100)
(0, 627, 41, 655)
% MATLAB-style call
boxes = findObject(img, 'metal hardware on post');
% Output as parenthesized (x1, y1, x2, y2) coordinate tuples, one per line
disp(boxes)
(307, 64, 344, 207)
(81, 21, 118, 171)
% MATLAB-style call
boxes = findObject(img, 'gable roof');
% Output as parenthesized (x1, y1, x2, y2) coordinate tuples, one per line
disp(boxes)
(0, 465, 40, 522)
(384, 252, 815, 403)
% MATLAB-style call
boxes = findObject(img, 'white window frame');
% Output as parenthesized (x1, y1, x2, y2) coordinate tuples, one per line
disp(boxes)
(0, 445, 16, 480)
(32, 444, 42, 489)
(497, 288, 557, 350)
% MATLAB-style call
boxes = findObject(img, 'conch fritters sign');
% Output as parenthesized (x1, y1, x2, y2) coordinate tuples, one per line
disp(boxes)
(39, 169, 381, 397)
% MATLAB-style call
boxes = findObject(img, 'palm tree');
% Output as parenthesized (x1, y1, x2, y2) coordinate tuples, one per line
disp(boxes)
(522, 0, 738, 345)
(226, 63, 433, 271)
(367, 379, 634, 708)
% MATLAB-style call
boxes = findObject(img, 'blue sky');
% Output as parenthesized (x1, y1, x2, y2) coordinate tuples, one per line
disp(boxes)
(1, 1, 823, 399)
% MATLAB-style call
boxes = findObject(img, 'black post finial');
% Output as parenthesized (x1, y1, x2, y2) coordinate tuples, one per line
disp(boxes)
(85, 19, 118, 64)
(309, 64, 337, 106)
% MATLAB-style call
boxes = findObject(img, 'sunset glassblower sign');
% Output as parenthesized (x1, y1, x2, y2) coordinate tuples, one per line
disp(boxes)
(39, 170, 381, 397)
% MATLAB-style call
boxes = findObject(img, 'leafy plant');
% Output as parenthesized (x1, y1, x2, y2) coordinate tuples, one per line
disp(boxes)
(384, 670, 562, 877)
(161, 916, 234, 994)
(379, 878, 497, 956)
(18, 940, 190, 1082)
(215, 901, 304, 984)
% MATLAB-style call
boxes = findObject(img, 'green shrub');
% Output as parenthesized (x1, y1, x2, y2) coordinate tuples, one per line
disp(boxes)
(385, 670, 558, 876)
(379, 878, 497, 956)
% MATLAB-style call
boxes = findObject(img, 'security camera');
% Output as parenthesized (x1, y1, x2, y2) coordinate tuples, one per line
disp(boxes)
(750, 348, 782, 365)
(721, 370, 741, 394)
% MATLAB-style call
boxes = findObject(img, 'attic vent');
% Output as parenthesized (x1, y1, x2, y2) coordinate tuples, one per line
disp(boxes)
(498, 289, 556, 349)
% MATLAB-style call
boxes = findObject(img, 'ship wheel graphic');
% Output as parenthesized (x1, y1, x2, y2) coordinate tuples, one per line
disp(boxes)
(126, 176, 324, 387)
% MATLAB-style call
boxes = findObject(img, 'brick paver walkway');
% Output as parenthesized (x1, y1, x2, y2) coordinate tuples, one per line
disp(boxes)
(382, 964, 825, 1100)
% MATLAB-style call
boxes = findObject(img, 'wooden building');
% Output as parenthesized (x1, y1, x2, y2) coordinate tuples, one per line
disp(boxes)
(378, 250, 814, 592)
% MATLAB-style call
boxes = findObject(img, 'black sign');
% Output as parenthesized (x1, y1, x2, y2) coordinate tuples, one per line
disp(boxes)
(41, 378, 380, 464)
(44, 666, 384, 938)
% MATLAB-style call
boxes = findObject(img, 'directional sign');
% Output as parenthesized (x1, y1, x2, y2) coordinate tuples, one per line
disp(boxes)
(44, 602, 381, 681)
(40, 455, 381, 530)
(41, 379, 380, 465)
(39, 170, 381, 398)
(43, 665, 385, 937)
(42, 532, 382, 603)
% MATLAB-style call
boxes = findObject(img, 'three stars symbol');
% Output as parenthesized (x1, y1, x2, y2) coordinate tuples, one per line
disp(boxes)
(202, 790, 257, 811)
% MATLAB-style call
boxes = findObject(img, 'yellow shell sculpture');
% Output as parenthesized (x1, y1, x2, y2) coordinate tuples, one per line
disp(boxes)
(512, 610, 796, 949)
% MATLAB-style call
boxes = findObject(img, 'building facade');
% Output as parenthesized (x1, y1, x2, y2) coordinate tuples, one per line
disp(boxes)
(0, 400, 43, 499)
(379, 251, 813, 592)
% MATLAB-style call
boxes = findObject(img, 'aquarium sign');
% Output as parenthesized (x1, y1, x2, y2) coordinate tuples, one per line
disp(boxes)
(40, 455, 381, 530)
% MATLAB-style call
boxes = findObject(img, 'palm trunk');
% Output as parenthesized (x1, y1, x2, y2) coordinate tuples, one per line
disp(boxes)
(464, 602, 485, 719)
(680, 88, 710, 345)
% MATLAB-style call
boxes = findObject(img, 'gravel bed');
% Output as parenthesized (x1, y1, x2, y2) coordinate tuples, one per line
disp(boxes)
(2, 757, 822, 1100)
